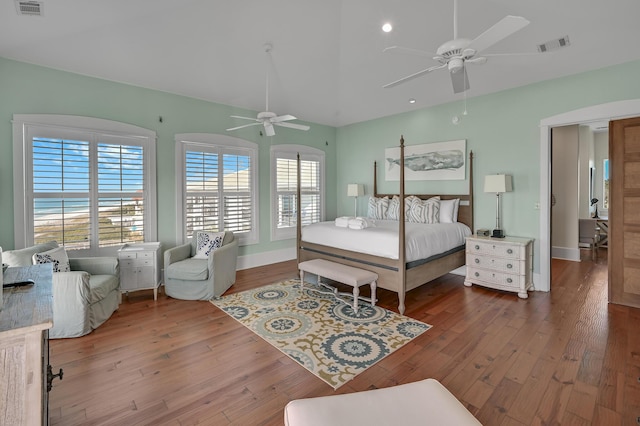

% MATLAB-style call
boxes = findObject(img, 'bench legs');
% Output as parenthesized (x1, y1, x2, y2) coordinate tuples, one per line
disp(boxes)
(299, 268, 377, 313)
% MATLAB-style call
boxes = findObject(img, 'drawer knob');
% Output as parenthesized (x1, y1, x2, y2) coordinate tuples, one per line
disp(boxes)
(507, 249, 513, 254)
(474, 272, 479, 277)
(475, 258, 480, 264)
(507, 278, 513, 283)
(475, 245, 480, 250)
(507, 264, 513, 269)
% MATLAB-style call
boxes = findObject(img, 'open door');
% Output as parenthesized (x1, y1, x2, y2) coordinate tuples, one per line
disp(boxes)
(608, 116, 640, 308)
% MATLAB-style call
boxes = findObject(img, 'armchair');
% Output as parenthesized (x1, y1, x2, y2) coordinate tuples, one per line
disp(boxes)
(164, 231, 238, 300)
(3, 241, 120, 338)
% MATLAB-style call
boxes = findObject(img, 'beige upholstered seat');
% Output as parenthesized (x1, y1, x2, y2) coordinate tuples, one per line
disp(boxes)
(579, 219, 601, 259)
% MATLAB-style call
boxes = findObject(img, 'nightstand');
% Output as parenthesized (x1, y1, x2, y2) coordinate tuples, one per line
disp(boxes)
(118, 242, 163, 300)
(464, 235, 533, 298)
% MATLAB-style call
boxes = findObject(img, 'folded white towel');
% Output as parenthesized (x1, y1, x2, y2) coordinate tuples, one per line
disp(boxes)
(335, 216, 352, 227)
(348, 217, 374, 230)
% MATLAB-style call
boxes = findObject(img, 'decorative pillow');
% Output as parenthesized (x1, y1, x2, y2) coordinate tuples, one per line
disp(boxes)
(367, 196, 389, 219)
(408, 196, 441, 224)
(193, 231, 225, 259)
(387, 196, 419, 221)
(439, 198, 460, 223)
(32, 246, 70, 273)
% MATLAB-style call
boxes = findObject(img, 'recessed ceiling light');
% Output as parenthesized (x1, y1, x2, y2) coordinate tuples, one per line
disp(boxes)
(382, 23, 393, 33)
(409, 98, 416, 104)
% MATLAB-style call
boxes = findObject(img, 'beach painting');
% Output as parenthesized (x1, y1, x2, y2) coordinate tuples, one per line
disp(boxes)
(385, 139, 466, 181)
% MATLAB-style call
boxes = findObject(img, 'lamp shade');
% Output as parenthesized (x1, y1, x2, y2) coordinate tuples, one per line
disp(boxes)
(347, 183, 364, 197)
(484, 174, 513, 193)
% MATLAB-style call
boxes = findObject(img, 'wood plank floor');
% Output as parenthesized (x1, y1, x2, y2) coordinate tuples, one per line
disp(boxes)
(49, 248, 640, 425)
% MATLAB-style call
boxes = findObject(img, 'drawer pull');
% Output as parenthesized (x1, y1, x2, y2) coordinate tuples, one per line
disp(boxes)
(507, 278, 513, 283)
(507, 264, 513, 269)
(475, 258, 480, 264)
(474, 272, 479, 277)
(475, 245, 480, 250)
(507, 249, 513, 254)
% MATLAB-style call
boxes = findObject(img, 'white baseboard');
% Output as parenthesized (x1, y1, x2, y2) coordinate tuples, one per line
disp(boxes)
(237, 247, 296, 271)
(551, 246, 580, 262)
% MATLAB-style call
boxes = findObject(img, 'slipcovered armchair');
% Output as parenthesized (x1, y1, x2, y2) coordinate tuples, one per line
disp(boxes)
(164, 231, 238, 300)
(3, 241, 120, 338)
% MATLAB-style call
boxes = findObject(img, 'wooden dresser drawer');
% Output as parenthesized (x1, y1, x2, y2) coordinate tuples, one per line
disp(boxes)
(466, 254, 523, 274)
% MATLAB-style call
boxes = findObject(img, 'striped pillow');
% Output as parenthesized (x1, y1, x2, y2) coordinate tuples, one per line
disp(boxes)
(408, 196, 440, 224)
(367, 196, 389, 219)
(387, 196, 420, 221)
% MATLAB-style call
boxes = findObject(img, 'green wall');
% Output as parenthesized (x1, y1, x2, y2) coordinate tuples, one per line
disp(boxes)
(0, 57, 337, 256)
(336, 59, 640, 274)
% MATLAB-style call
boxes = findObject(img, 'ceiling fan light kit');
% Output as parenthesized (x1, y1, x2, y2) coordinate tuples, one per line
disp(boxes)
(383, 0, 532, 94)
(226, 43, 310, 137)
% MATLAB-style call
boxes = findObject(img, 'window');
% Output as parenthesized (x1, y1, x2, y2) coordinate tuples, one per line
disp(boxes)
(13, 115, 157, 254)
(175, 134, 258, 246)
(271, 145, 324, 241)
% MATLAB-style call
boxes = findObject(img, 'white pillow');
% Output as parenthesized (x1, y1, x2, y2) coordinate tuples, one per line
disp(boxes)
(193, 231, 225, 259)
(408, 196, 440, 224)
(439, 198, 460, 223)
(367, 196, 389, 219)
(32, 246, 70, 273)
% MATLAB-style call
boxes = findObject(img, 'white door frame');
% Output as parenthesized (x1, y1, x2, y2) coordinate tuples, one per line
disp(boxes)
(538, 99, 640, 292)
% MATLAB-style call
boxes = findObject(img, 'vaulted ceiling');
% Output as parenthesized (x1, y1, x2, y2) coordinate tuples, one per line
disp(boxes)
(2, 0, 639, 127)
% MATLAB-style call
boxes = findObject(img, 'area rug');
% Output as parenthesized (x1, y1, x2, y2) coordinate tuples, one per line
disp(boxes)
(211, 279, 432, 389)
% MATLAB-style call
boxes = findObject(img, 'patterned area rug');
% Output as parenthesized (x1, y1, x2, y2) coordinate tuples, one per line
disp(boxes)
(211, 279, 432, 389)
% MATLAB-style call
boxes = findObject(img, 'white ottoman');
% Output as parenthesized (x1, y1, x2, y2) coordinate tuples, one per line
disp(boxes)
(284, 378, 482, 426)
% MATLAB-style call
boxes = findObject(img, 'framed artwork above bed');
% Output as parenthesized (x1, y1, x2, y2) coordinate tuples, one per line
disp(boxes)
(385, 139, 466, 181)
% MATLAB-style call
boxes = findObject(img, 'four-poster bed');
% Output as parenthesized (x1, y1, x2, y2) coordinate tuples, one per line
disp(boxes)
(296, 136, 474, 314)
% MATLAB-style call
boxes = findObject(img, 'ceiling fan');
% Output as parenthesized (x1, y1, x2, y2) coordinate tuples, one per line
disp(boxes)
(383, 0, 530, 93)
(227, 43, 310, 137)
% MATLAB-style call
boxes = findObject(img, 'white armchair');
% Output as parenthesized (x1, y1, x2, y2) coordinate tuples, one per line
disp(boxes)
(3, 242, 120, 338)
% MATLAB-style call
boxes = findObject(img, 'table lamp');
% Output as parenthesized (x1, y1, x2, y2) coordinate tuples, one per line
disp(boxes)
(484, 174, 513, 238)
(347, 184, 364, 217)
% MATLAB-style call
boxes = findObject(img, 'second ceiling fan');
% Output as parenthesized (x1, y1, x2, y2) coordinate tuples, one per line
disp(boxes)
(227, 43, 310, 137)
(383, 0, 531, 93)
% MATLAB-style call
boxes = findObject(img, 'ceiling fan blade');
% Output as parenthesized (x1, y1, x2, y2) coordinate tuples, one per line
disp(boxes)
(467, 15, 530, 53)
(226, 122, 262, 131)
(451, 67, 470, 94)
(383, 45, 435, 58)
(383, 63, 447, 89)
(271, 114, 297, 123)
(230, 115, 260, 122)
(264, 122, 276, 136)
(274, 122, 310, 131)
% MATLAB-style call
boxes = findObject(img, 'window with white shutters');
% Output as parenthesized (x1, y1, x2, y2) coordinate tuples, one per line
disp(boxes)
(271, 145, 324, 241)
(13, 115, 157, 255)
(176, 134, 258, 246)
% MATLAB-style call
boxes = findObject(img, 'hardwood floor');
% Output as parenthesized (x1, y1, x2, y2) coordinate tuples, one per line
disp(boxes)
(49, 248, 639, 425)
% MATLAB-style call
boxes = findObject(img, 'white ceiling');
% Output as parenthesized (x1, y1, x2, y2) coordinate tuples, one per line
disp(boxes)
(2, 0, 639, 128)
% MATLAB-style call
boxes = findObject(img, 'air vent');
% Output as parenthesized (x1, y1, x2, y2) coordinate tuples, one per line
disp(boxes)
(537, 36, 570, 53)
(15, 1, 43, 16)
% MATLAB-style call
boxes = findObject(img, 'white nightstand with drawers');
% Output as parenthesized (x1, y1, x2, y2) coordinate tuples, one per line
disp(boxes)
(118, 242, 163, 300)
(464, 235, 533, 298)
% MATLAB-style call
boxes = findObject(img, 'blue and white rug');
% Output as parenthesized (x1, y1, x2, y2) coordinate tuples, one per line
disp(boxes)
(211, 279, 432, 389)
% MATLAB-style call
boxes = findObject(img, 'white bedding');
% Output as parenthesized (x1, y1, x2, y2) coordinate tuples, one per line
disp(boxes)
(301, 219, 471, 262)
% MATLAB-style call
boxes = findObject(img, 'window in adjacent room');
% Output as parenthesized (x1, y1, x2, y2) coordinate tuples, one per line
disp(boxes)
(12, 115, 157, 255)
(271, 145, 324, 241)
(175, 134, 258, 246)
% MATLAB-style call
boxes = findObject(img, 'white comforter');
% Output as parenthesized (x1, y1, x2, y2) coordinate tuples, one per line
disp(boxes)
(301, 219, 471, 262)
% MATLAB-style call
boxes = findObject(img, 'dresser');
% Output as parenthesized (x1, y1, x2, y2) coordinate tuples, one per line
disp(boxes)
(464, 235, 533, 298)
(1, 264, 59, 426)
(118, 242, 163, 300)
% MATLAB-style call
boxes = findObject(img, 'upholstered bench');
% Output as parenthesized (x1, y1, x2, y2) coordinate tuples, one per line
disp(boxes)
(284, 378, 482, 426)
(298, 259, 377, 313)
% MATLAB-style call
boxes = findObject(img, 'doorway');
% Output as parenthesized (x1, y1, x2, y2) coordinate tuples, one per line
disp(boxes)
(538, 99, 640, 293)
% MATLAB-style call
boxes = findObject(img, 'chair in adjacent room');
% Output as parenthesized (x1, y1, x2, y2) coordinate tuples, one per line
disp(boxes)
(164, 231, 238, 300)
(579, 218, 601, 260)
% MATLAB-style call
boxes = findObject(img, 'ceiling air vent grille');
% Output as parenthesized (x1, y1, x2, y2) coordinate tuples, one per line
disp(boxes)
(537, 36, 570, 53)
(15, 1, 43, 16)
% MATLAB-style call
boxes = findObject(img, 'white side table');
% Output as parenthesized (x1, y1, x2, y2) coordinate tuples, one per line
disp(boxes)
(464, 235, 533, 298)
(118, 242, 162, 300)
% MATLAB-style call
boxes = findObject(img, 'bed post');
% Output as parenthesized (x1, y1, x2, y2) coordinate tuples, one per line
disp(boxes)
(468, 150, 474, 233)
(398, 135, 406, 315)
(373, 161, 378, 196)
(296, 152, 302, 264)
